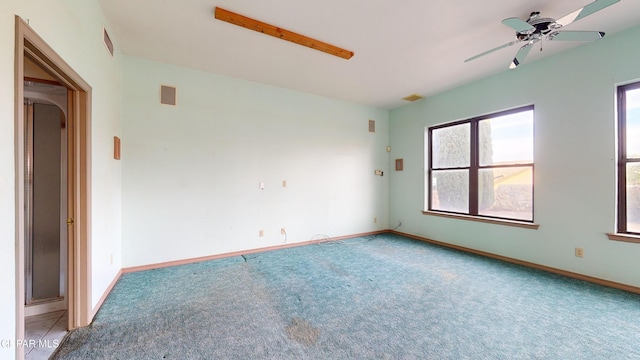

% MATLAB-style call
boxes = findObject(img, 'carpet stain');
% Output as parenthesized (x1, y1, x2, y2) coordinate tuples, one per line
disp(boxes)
(286, 317, 320, 346)
(439, 270, 459, 281)
(318, 258, 348, 276)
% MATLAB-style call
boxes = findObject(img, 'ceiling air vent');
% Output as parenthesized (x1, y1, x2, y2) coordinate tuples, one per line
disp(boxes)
(103, 28, 114, 57)
(402, 94, 424, 102)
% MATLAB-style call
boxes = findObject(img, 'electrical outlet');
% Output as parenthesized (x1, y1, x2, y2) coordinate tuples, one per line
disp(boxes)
(575, 247, 584, 258)
(259, 229, 264, 237)
(281, 228, 286, 235)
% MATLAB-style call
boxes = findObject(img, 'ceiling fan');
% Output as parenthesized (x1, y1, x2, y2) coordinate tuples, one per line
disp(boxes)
(465, 0, 620, 69)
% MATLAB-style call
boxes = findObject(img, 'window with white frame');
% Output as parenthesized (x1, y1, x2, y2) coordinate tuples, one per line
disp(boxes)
(426, 105, 534, 222)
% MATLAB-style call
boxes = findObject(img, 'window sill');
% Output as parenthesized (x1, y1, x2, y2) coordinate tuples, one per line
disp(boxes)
(422, 210, 540, 230)
(606, 233, 640, 244)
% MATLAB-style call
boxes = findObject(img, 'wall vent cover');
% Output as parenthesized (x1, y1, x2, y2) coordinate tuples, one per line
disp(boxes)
(395, 158, 404, 171)
(368, 119, 375, 133)
(103, 28, 114, 57)
(160, 85, 177, 106)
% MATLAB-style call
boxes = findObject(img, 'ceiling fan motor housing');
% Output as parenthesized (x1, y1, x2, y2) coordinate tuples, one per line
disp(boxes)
(517, 12, 556, 41)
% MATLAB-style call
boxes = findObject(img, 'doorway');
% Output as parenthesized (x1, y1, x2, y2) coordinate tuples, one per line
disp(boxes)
(15, 16, 93, 359)
(23, 79, 68, 316)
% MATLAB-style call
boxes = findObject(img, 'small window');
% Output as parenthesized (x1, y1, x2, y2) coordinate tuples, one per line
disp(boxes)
(616, 82, 640, 234)
(427, 105, 534, 222)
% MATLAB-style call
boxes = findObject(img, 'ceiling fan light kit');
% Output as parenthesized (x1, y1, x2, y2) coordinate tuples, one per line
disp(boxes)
(465, 0, 620, 69)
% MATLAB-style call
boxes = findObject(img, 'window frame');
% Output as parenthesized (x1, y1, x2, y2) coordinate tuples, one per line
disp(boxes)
(426, 105, 535, 223)
(616, 81, 640, 235)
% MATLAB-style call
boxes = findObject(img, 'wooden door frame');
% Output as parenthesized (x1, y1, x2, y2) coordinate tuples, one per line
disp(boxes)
(14, 15, 92, 354)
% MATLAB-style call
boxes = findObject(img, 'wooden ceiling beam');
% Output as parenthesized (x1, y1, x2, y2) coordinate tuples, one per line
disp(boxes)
(214, 7, 354, 60)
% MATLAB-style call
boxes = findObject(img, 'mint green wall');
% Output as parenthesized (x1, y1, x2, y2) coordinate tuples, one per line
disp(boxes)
(389, 25, 640, 287)
(0, 1, 122, 357)
(121, 57, 389, 267)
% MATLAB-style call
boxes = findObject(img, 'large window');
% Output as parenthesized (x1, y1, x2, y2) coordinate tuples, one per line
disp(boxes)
(617, 82, 640, 234)
(427, 106, 534, 222)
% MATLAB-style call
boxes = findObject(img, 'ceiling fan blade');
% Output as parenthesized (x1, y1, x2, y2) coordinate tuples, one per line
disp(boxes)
(548, 30, 605, 41)
(502, 17, 535, 32)
(509, 43, 534, 69)
(555, 0, 620, 27)
(464, 41, 519, 63)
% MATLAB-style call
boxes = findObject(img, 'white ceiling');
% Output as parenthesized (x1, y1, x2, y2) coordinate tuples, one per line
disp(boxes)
(97, 0, 640, 109)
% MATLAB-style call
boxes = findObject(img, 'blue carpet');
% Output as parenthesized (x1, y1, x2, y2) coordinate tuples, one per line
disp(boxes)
(52, 234, 640, 359)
